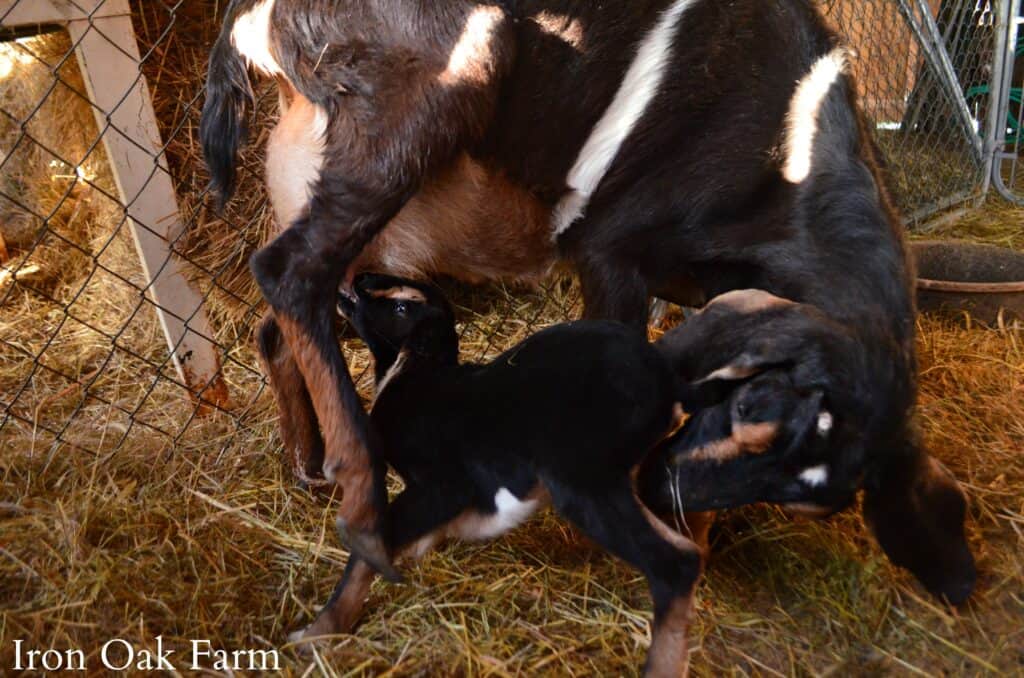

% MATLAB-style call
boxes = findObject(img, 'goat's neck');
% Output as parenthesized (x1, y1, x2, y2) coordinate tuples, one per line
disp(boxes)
(405, 322, 460, 368)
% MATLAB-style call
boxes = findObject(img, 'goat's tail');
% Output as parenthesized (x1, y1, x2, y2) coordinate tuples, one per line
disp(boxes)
(200, 18, 253, 208)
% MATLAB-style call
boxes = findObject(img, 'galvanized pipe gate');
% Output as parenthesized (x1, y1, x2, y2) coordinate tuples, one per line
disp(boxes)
(989, 0, 1024, 203)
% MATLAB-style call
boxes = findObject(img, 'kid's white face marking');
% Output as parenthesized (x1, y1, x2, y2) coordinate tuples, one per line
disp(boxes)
(230, 0, 282, 76)
(799, 464, 829, 488)
(552, 0, 700, 237)
(782, 48, 848, 184)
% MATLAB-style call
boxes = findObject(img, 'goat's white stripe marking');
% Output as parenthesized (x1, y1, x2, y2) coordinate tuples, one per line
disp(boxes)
(799, 465, 829, 488)
(552, 0, 700, 237)
(530, 11, 585, 50)
(440, 5, 505, 86)
(231, 0, 281, 76)
(782, 48, 847, 184)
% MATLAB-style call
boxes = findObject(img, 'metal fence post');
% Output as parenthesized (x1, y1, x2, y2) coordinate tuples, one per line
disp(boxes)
(991, 0, 1024, 203)
(982, 0, 1013, 198)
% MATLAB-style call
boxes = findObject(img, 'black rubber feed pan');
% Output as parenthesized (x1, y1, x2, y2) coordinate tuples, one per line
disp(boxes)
(911, 240, 1024, 324)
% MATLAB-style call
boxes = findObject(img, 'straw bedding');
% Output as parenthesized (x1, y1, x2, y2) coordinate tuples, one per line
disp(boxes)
(1, 3, 1021, 674)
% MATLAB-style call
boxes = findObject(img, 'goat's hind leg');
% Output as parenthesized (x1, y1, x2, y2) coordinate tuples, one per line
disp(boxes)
(292, 555, 376, 646)
(545, 476, 702, 677)
(255, 233, 394, 576)
(250, 2, 514, 576)
(257, 313, 326, 485)
(296, 484, 471, 642)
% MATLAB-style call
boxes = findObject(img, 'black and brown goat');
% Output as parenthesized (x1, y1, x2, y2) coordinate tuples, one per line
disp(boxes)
(644, 290, 975, 603)
(301, 273, 700, 677)
(202, 0, 975, 598)
(638, 367, 829, 534)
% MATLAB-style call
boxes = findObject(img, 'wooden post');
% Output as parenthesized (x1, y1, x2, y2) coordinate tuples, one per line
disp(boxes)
(1, 0, 230, 409)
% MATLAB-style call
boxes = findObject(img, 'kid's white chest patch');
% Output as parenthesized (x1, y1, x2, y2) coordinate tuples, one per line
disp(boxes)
(473, 488, 542, 539)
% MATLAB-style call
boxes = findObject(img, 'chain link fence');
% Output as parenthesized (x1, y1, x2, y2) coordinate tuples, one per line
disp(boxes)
(820, 0, 995, 221)
(0, 0, 1018, 461)
(1, 1, 261, 463)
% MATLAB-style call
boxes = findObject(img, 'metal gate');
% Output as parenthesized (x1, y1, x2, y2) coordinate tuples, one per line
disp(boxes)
(988, 0, 1024, 203)
(822, 0, 1021, 223)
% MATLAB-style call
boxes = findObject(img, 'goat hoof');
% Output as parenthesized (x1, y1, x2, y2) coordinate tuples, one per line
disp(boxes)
(288, 612, 343, 655)
(323, 460, 341, 485)
(336, 520, 403, 583)
(292, 466, 331, 493)
(287, 627, 315, 656)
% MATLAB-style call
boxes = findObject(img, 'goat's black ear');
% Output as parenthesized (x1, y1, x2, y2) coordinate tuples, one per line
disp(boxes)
(862, 440, 976, 604)
(658, 297, 849, 391)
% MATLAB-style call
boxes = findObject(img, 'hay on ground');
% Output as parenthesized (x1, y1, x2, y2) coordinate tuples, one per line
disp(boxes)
(1, 2, 1022, 675)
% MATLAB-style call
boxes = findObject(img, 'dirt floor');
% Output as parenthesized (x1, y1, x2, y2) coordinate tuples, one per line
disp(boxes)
(2, 2, 1024, 676)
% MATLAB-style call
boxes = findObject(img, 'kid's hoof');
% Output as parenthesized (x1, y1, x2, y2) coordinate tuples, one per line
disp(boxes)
(293, 467, 332, 495)
(287, 627, 316, 656)
(336, 520, 403, 583)
(288, 614, 341, 654)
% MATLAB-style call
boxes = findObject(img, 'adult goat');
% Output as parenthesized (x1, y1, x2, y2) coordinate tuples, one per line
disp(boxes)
(202, 0, 975, 601)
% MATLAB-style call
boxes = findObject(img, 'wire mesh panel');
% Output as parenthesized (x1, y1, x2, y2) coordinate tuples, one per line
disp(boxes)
(0, 0, 1006, 463)
(0, 1, 258, 462)
(820, 0, 997, 223)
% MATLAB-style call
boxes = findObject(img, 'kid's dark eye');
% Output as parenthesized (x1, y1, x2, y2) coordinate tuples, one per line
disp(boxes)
(394, 300, 409, 316)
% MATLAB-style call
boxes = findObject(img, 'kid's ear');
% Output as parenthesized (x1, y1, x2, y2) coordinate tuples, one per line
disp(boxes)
(862, 438, 976, 604)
